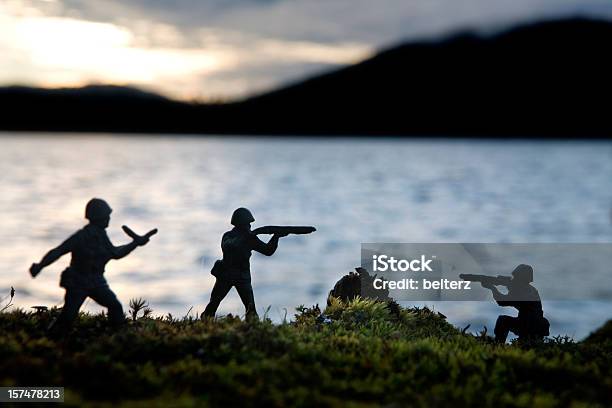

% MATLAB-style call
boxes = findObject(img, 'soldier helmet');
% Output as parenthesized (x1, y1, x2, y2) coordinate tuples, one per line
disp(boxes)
(231, 207, 255, 226)
(85, 198, 112, 221)
(511, 264, 533, 283)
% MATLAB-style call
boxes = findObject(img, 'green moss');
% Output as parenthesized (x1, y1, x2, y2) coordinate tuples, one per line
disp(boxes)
(1, 299, 610, 407)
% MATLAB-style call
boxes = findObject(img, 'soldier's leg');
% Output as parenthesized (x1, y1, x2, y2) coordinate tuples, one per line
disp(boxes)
(51, 289, 88, 334)
(203, 278, 233, 318)
(89, 286, 125, 327)
(235, 281, 258, 320)
(494, 315, 520, 343)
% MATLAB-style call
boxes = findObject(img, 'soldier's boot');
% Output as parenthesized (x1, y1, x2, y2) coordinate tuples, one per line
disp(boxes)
(245, 306, 259, 322)
(517, 334, 545, 345)
(203, 300, 222, 319)
(107, 306, 126, 329)
(48, 310, 78, 338)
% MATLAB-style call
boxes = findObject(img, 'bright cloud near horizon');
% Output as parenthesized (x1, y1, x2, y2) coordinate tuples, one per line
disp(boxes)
(1, 0, 610, 100)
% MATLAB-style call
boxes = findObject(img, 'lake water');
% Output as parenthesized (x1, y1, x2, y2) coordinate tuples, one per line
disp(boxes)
(1, 133, 611, 339)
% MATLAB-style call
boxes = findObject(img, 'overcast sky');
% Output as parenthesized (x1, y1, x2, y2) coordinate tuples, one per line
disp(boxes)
(1, 0, 610, 100)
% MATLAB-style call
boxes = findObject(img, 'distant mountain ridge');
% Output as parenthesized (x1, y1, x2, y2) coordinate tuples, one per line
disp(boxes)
(0, 85, 168, 100)
(2, 17, 612, 137)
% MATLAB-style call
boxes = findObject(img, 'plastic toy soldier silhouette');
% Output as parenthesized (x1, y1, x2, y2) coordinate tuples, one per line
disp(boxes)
(29, 198, 157, 334)
(463, 264, 550, 343)
(203, 208, 315, 320)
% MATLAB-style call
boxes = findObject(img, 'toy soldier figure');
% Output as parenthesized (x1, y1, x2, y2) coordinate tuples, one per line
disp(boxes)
(203, 208, 315, 320)
(202, 208, 285, 320)
(29, 198, 157, 334)
(479, 264, 550, 343)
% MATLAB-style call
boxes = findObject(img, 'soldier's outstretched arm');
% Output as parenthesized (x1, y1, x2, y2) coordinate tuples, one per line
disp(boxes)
(30, 235, 76, 277)
(112, 241, 140, 260)
(251, 233, 286, 256)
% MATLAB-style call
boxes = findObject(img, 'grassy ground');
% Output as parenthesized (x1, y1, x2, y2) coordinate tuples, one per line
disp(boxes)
(1, 298, 610, 407)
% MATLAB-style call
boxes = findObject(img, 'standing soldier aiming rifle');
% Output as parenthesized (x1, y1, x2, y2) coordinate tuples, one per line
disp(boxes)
(29, 198, 157, 335)
(202, 207, 315, 320)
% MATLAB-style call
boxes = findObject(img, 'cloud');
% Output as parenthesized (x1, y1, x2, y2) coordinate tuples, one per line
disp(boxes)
(0, 5, 237, 99)
(1, 0, 612, 99)
(46, 0, 612, 45)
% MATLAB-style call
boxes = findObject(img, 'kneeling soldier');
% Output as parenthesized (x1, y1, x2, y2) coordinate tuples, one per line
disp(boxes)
(481, 264, 550, 343)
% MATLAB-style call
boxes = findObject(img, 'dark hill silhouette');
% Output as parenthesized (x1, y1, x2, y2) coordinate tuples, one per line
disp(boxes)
(1, 17, 611, 137)
(0, 85, 205, 134)
(3, 85, 168, 100)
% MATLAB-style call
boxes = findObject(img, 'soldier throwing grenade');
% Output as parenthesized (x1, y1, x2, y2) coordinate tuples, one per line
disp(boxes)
(30, 198, 157, 334)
